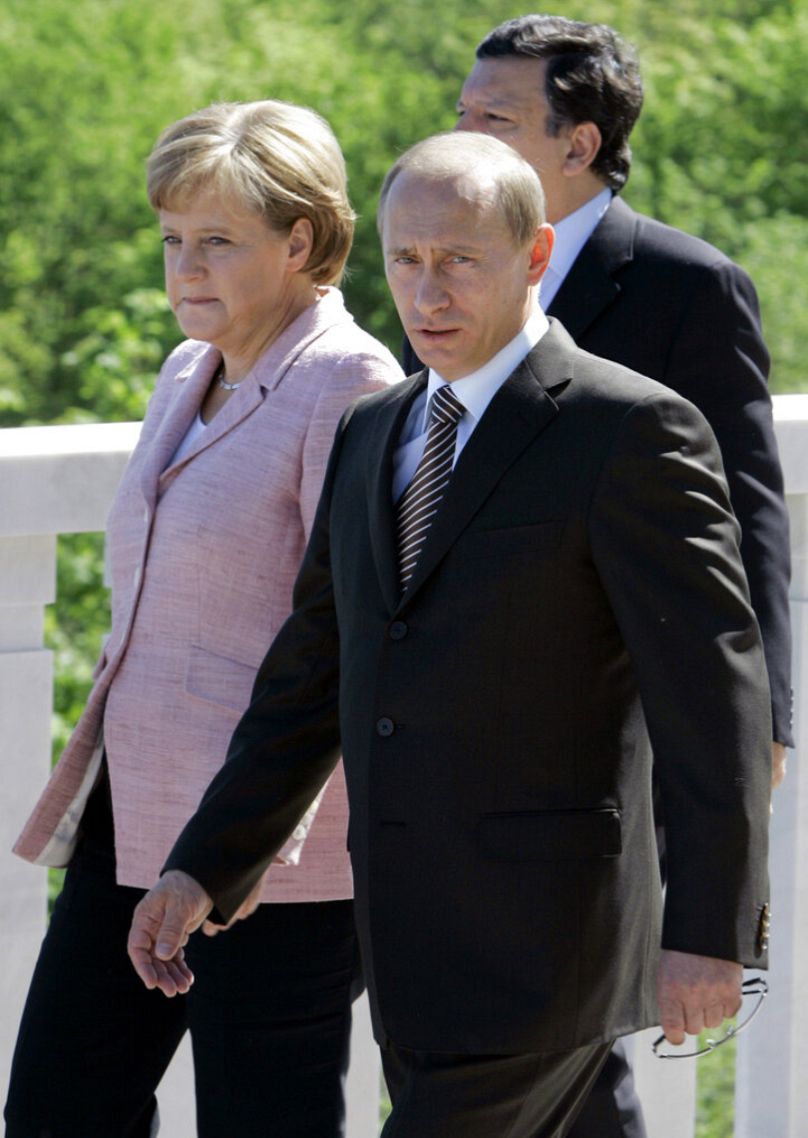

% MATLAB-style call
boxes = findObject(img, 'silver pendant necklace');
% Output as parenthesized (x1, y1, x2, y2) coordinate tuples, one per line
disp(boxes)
(216, 363, 242, 391)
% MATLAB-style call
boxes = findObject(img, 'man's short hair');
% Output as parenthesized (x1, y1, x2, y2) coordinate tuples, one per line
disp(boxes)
(477, 14, 643, 192)
(378, 132, 546, 245)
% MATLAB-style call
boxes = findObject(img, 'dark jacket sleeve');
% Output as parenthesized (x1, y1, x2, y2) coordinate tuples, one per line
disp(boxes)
(656, 258, 792, 745)
(589, 390, 771, 964)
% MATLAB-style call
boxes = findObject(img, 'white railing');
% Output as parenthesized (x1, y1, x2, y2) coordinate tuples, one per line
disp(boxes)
(2, 396, 807, 1137)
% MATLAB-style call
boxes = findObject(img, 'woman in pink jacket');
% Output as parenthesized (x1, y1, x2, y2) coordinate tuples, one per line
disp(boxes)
(6, 100, 402, 1138)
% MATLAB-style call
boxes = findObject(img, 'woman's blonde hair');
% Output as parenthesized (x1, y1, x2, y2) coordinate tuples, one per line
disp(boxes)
(147, 100, 355, 285)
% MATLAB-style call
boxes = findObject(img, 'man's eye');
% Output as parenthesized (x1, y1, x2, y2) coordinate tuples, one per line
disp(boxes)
(161, 235, 180, 246)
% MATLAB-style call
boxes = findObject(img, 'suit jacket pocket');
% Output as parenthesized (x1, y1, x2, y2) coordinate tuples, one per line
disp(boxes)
(185, 644, 258, 712)
(476, 808, 621, 862)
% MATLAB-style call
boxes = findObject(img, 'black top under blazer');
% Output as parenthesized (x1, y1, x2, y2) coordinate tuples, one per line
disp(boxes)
(403, 197, 792, 745)
(167, 321, 771, 1055)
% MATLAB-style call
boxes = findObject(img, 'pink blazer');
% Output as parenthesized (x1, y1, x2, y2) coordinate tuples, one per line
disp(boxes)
(14, 287, 403, 902)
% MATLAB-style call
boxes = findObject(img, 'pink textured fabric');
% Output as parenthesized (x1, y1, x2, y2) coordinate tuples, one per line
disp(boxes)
(14, 287, 403, 902)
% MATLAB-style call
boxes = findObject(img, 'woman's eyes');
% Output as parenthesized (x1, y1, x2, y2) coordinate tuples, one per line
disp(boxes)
(161, 235, 231, 246)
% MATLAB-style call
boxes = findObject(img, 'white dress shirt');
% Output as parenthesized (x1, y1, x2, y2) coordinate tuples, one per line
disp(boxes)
(540, 187, 612, 309)
(392, 308, 549, 501)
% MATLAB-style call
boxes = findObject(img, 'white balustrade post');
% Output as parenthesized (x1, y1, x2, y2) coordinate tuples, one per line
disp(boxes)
(346, 993, 382, 1137)
(735, 394, 808, 1138)
(0, 423, 139, 1112)
(628, 1029, 697, 1138)
(0, 533, 55, 1110)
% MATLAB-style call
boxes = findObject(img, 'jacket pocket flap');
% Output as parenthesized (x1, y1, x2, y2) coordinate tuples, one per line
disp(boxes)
(185, 645, 257, 712)
(476, 808, 621, 862)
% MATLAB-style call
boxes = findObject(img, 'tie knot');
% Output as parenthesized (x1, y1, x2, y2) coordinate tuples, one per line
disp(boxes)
(430, 385, 465, 427)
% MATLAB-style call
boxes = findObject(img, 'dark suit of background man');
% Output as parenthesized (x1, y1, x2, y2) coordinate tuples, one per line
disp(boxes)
(128, 133, 771, 1138)
(401, 19, 791, 1132)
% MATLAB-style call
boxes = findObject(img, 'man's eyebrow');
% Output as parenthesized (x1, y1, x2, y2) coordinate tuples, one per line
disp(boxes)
(456, 91, 516, 110)
(386, 243, 483, 258)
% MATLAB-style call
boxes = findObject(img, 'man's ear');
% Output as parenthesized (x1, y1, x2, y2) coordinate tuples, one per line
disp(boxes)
(527, 224, 555, 284)
(562, 121, 602, 177)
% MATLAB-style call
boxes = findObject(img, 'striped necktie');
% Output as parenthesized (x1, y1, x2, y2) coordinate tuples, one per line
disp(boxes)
(396, 385, 465, 592)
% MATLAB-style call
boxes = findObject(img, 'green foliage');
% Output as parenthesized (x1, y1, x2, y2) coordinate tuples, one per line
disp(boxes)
(0, 0, 804, 427)
(44, 533, 109, 760)
(48, 868, 66, 918)
(696, 1036, 736, 1138)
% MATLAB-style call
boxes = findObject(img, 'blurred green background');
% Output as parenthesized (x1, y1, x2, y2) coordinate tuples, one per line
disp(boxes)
(1, 0, 806, 434)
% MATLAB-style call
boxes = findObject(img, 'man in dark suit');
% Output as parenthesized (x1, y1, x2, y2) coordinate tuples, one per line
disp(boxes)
(128, 134, 771, 1138)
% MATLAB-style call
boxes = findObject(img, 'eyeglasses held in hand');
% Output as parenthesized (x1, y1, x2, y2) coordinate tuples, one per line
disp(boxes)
(651, 976, 768, 1060)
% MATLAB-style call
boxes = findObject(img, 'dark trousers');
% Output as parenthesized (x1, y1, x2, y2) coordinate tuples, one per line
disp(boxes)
(564, 1039, 647, 1138)
(564, 786, 667, 1138)
(381, 1039, 613, 1138)
(5, 821, 359, 1138)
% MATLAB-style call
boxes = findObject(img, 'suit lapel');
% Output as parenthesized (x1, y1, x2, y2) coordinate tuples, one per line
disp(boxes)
(158, 379, 265, 485)
(547, 197, 636, 340)
(140, 347, 218, 506)
(149, 290, 351, 497)
(395, 324, 574, 610)
(367, 372, 428, 613)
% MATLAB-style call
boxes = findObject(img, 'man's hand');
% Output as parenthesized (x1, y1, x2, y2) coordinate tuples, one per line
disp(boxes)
(772, 741, 787, 793)
(200, 873, 266, 937)
(656, 950, 742, 1046)
(127, 870, 213, 996)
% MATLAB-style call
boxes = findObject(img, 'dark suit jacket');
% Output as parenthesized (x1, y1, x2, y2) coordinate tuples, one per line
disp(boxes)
(403, 197, 792, 744)
(167, 322, 770, 1056)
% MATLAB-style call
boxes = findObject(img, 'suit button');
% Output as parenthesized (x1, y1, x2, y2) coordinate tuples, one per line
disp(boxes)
(389, 621, 408, 641)
(376, 717, 395, 737)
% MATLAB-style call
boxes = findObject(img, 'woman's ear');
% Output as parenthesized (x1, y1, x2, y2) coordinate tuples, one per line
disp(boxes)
(287, 217, 314, 270)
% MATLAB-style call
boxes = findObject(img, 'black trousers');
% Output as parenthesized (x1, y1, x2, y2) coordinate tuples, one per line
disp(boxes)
(564, 787, 667, 1138)
(381, 1039, 613, 1138)
(4, 787, 360, 1138)
(564, 1039, 647, 1138)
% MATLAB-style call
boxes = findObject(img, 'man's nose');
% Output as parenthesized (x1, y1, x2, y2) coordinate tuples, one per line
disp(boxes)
(414, 269, 450, 314)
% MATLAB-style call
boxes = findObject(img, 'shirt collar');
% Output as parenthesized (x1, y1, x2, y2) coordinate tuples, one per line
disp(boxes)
(425, 307, 549, 428)
(548, 187, 612, 284)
